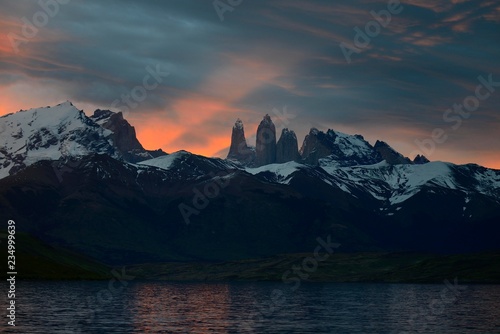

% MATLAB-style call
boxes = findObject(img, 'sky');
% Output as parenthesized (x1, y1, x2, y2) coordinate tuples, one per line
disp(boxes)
(0, 0, 499, 168)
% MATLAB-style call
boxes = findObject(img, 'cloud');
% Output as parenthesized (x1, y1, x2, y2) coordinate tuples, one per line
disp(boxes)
(0, 0, 498, 167)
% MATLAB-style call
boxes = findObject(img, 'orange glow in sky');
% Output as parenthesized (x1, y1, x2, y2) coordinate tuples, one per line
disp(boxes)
(0, 7, 498, 169)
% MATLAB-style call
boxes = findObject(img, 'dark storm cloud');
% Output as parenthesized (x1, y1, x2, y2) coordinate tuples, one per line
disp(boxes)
(1, 0, 231, 111)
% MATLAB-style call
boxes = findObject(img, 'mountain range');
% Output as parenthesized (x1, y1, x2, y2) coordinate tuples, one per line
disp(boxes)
(0, 102, 499, 267)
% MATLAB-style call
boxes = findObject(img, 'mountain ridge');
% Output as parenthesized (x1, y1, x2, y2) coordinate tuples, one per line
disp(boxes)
(226, 115, 429, 168)
(0, 102, 165, 178)
(0, 102, 498, 265)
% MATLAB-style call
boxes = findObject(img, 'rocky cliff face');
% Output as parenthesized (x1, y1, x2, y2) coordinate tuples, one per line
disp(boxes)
(276, 128, 300, 163)
(92, 109, 143, 150)
(255, 114, 276, 166)
(300, 128, 382, 166)
(299, 128, 335, 165)
(413, 154, 430, 164)
(226, 116, 410, 167)
(91, 109, 165, 162)
(374, 140, 412, 165)
(226, 119, 255, 165)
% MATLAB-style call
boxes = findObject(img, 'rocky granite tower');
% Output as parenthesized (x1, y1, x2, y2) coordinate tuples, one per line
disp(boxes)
(413, 154, 430, 164)
(276, 128, 300, 163)
(373, 140, 411, 165)
(255, 114, 276, 166)
(226, 119, 255, 165)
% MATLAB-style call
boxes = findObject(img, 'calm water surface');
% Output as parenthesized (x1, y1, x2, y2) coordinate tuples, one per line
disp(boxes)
(2, 281, 500, 333)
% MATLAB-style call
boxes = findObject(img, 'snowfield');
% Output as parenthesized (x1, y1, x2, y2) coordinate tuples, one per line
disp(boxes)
(0, 102, 115, 178)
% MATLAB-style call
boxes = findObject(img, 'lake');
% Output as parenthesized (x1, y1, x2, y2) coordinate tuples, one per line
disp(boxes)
(2, 281, 500, 333)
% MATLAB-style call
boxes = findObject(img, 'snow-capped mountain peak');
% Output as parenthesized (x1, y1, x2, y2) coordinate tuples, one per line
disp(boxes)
(301, 127, 382, 166)
(0, 102, 170, 179)
(0, 102, 119, 178)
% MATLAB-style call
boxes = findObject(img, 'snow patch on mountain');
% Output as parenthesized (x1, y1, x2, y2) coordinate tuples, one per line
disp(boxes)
(320, 161, 457, 204)
(246, 161, 302, 178)
(330, 130, 376, 160)
(301, 128, 382, 166)
(138, 151, 238, 182)
(0, 102, 115, 178)
(244, 160, 463, 204)
(473, 167, 500, 199)
(138, 151, 188, 170)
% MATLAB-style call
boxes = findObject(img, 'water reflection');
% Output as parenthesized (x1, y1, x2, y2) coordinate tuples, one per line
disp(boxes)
(2, 281, 500, 333)
(131, 283, 232, 333)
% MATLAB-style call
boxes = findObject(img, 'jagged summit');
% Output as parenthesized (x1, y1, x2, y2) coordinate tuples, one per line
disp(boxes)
(255, 114, 277, 167)
(0, 102, 166, 178)
(227, 118, 255, 165)
(89, 109, 162, 162)
(91, 109, 116, 124)
(261, 114, 273, 125)
(281, 128, 297, 139)
(309, 127, 320, 136)
(300, 127, 383, 166)
(234, 118, 244, 130)
(0, 102, 115, 178)
(226, 118, 420, 168)
(276, 128, 300, 163)
(413, 154, 430, 164)
(374, 140, 412, 165)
